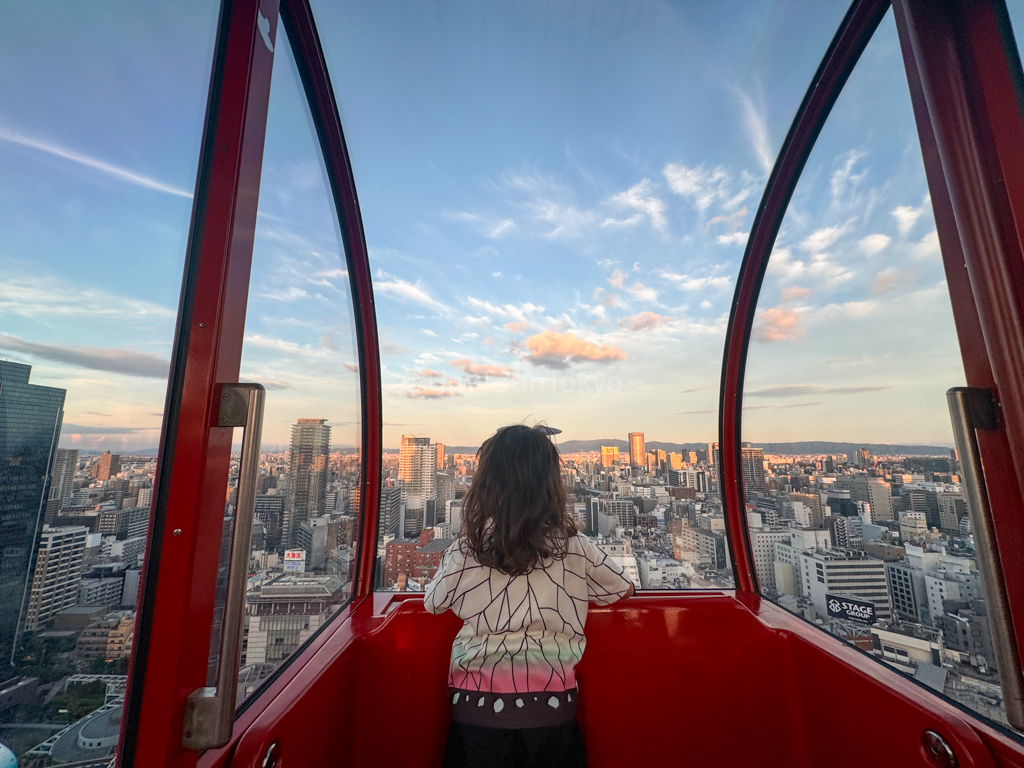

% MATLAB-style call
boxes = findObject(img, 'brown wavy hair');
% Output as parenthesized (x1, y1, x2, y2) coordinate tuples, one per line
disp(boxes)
(461, 424, 575, 576)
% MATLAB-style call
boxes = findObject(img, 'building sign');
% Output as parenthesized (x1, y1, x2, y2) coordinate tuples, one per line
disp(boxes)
(284, 549, 306, 573)
(826, 594, 876, 624)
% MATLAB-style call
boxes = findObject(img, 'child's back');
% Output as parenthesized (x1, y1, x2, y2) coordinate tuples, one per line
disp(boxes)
(424, 424, 633, 768)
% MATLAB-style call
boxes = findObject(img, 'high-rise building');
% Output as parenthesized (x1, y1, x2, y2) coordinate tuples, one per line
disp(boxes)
(398, 436, 436, 514)
(24, 525, 88, 631)
(851, 478, 893, 523)
(0, 361, 66, 663)
(740, 446, 766, 492)
(799, 548, 891, 622)
(600, 446, 619, 467)
(136, 487, 153, 510)
(628, 432, 645, 468)
(668, 452, 683, 470)
(896, 488, 940, 530)
(285, 419, 331, 547)
(49, 448, 78, 509)
(92, 451, 121, 481)
(435, 443, 445, 470)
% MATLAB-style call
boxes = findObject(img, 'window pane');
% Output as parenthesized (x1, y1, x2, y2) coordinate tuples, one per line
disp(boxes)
(206, 25, 363, 707)
(742, 12, 1012, 730)
(311, 0, 850, 591)
(0, 2, 218, 763)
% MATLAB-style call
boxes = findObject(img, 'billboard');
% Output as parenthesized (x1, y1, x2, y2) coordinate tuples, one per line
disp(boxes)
(284, 548, 306, 573)
(826, 594, 876, 624)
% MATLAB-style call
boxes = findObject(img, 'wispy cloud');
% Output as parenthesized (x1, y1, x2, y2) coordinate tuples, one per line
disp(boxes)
(733, 87, 772, 175)
(0, 125, 192, 198)
(892, 204, 923, 236)
(663, 164, 737, 213)
(449, 358, 516, 384)
(746, 384, 889, 398)
(0, 274, 176, 322)
(656, 270, 732, 291)
(374, 273, 449, 314)
(618, 312, 670, 331)
(858, 234, 891, 255)
(404, 387, 460, 400)
(0, 334, 169, 378)
(603, 179, 667, 231)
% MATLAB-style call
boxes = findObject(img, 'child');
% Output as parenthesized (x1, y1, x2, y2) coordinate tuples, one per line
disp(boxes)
(424, 424, 635, 768)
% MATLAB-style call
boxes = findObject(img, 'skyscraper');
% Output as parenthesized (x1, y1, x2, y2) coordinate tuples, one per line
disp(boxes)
(285, 418, 331, 547)
(23, 525, 87, 631)
(92, 451, 120, 481)
(740, 446, 766, 492)
(0, 361, 66, 664)
(398, 435, 436, 515)
(600, 446, 619, 467)
(628, 432, 645, 468)
(49, 448, 78, 509)
(435, 443, 445, 470)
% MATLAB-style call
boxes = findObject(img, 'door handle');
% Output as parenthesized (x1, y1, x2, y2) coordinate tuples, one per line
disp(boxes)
(183, 383, 266, 750)
(947, 386, 1024, 731)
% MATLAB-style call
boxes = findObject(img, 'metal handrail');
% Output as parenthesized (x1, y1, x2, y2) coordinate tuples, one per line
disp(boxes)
(947, 386, 1024, 731)
(182, 383, 266, 749)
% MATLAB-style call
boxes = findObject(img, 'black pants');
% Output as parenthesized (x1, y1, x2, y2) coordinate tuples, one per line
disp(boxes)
(442, 720, 587, 768)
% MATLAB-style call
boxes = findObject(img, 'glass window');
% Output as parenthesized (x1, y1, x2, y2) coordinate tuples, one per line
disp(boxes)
(0, 2, 218, 763)
(742, 11, 1012, 730)
(311, 0, 850, 592)
(207, 24, 363, 707)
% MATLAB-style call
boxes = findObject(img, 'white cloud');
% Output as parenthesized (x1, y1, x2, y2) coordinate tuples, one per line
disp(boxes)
(830, 149, 868, 207)
(858, 234, 891, 255)
(0, 273, 175, 322)
(655, 270, 732, 291)
(910, 230, 940, 260)
(892, 205, 924, 236)
(663, 164, 733, 213)
(487, 218, 515, 238)
(604, 178, 667, 231)
(374, 274, 449, 314)
(800, 225, 847, 252)
(733, 87, 773, 175)
(716, 231, 748, 246)
(0, 125, 193, 198)
(465, 297, 544, 322)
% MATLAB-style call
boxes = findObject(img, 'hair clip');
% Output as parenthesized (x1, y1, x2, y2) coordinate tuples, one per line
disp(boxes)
(533, 425, 561, 436)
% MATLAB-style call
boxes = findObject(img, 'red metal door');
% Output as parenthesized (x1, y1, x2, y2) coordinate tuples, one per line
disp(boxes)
(118, 0, 281, 765)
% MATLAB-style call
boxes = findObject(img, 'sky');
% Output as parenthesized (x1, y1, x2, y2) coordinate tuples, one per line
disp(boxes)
(3, 1, 1011, 451)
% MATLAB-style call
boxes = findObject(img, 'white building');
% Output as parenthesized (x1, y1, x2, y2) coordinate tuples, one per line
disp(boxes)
(25, 525, 88, 630)
(799, 548, 891, 623)
(595, 539, 640, 586)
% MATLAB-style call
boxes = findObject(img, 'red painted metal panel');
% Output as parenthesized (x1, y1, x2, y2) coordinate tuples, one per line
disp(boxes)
(215, 594, 1013, 767)
(119, 0, 279, 764)
(718, 0, 889, 593)
(892, 0, 1024, 707)
(279, 0, 382, 599)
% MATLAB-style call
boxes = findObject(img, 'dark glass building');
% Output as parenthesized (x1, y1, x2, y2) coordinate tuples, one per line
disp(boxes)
(0, 361, 66, 665)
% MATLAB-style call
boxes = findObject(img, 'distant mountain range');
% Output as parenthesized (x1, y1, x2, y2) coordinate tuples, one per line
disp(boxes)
(69, 440, 953, 457)
(441, 439, 952, 456)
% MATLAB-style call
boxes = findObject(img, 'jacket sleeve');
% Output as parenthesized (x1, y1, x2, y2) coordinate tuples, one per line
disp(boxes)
(582, 535, 634, 605)
(423, 541, 465, 614)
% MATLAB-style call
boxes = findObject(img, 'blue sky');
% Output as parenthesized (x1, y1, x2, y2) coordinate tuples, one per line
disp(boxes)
(1, 2, 990, 450)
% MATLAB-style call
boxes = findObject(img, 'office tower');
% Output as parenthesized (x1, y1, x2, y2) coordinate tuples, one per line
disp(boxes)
(435, 472, 455, 517)
(798, 548, 891, 622)
(23, 525, 88, 631)
(435, 443, 445, 470)
(285, 419, 331, 547)
(937, 493, 967, 534)
(851, 478, 893, 523)
(708, 443, 721, 489)
(600, 446, 619, 467)
(895, 489, 941, 529)
(92, 451, 121, 481)
(604, 499, 637, 529)
(669, 452, 683, 471)
(0, 362, 66, 663)
(398, 436, 436, 514)
(137, 487, 153, 510)
(628, 432, 645, 468)
(740, 446, 766, 492)
(49, 448, 78, 509)
(378, 485, 402, 542)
